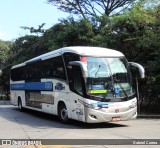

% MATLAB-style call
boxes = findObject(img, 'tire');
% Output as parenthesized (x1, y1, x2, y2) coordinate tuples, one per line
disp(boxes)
(18, 98, 23, 111)
(58, 103, 69, 123)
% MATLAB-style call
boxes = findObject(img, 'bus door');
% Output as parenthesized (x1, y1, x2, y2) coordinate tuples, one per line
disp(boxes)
(68, 65, 85, 122)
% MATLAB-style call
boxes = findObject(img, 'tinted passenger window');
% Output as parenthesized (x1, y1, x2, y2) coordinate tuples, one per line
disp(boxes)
(11, 56, 66, 81)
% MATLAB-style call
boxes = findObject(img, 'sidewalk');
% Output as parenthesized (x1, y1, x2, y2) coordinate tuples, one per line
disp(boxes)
(0, 100, 11, 105)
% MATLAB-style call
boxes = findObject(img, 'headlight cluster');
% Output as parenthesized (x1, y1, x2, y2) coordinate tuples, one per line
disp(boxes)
(129, 100, 137, 108)
(85, 104, 100, 110)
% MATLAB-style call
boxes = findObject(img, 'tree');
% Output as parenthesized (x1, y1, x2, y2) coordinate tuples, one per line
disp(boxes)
(20, 23, 46, 36)
(7, 35, 48, 66)
(0, 40, 12, 99)
(47, 0, 136, 19)
(43, 18, 95, 50)
(0, 40, 12, 70)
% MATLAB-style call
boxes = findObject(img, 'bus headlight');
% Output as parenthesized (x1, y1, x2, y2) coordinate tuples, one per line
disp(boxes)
(88, 104, 100, 110)
(78, 99, 101, 110)
(129, 100, 137, 108)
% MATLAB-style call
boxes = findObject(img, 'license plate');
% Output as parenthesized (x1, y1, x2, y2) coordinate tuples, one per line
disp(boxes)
(112, 117, 121, 121)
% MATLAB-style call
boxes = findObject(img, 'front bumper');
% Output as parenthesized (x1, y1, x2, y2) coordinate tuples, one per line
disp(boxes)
(85, 107, 137, 123)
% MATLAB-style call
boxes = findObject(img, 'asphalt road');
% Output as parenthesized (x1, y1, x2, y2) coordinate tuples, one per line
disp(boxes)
(0, 101, 160, 148)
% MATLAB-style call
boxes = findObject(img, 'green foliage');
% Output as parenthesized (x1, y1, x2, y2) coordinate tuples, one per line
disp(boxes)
(20, 23, 46, 35)
(44, 18, 96, 50)
(0, 40, 12, 96)
(0, 40, 12, 69)
(8, 35, 48, 66)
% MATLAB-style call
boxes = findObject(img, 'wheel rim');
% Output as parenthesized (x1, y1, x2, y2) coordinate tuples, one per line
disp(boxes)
(61, 108, 68, 120)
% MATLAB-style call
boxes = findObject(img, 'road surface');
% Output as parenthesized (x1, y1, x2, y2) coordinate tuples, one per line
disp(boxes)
(0, 102, 159, 148)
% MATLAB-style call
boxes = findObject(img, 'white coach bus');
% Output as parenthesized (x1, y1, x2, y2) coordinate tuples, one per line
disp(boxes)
(10, 46, 145, 123)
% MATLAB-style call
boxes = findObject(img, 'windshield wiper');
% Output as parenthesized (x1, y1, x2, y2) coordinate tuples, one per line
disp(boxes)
(113, 77, 129, 100)
(95, 65, 101, 78)
(95, 65, 101, 77)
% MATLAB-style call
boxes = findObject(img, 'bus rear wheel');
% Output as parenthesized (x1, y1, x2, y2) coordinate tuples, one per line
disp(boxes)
(58, 103, 69, 123)
(18, 98, 23, 111)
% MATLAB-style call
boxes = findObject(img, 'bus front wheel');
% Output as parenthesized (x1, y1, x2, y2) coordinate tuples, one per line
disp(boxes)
(58, 103, 69, 123)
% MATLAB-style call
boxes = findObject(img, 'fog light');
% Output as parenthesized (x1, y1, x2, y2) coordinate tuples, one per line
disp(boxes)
(133, 112, 137, 117)
(90, 114, 97, 119)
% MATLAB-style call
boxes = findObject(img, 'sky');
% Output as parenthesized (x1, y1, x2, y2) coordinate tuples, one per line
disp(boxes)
(0, 0, 69, 41)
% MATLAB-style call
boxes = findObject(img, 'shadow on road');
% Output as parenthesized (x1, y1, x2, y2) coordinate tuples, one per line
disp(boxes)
(23, 108, 128, 129)
(0, 103, 128, 130)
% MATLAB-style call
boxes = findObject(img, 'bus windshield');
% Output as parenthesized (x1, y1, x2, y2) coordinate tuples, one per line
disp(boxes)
(85, 57, 134, 100)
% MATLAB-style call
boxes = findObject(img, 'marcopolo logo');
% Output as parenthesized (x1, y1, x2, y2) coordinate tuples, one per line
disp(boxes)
(55, 82, 65, 91)
(115, 109, 119, 113)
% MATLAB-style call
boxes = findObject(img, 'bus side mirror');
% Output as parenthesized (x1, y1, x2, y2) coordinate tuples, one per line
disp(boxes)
(69, 61, 88, 78)
(129, 62, 145, 79)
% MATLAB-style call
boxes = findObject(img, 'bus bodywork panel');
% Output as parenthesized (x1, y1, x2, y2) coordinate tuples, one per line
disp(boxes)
(10, 79, 86, 122)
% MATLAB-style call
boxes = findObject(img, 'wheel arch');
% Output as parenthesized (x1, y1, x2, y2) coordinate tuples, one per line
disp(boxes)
(17, 96, 22, 105)
(57, 101, 66, 113)
(57, 100, 70, 123)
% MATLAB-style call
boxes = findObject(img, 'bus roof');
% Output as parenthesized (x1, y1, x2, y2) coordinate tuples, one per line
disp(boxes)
(12, 46, 124, 69)
(62, 46, 124, 57)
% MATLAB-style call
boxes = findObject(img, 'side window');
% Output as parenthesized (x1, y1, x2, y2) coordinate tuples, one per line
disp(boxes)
(63, 53, 85, 96)
(67, 65, 84, 96)
(63, 52, 80, 81)
(11, 67, 25, 81)
(40, 59, 50, 79)
(11, 69, 16, 81)
(11, 56, 66, 81)
(52, 56, 66, 79)
(25, 63, 37, 80)
(63, 52, 80, 67)
(74, 69, 83, 95)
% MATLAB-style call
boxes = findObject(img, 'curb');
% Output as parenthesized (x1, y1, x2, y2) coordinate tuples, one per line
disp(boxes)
(138, 115, 160, 119)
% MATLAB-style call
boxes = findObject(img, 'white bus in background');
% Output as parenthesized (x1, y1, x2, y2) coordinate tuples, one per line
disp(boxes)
(10, 46, 145, 123)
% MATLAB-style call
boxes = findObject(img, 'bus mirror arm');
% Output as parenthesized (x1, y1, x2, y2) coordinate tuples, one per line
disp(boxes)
(129, 62, 145, 79)
(69, 61, 88, 77)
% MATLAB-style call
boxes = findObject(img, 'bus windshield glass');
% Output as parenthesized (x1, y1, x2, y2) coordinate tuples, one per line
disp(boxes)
(85, 57, 134, 100)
